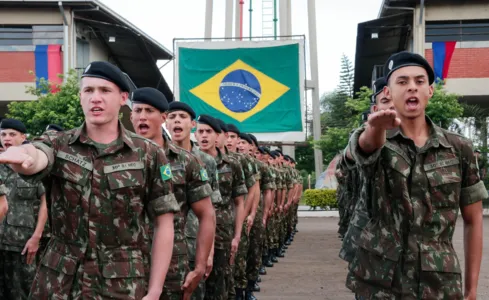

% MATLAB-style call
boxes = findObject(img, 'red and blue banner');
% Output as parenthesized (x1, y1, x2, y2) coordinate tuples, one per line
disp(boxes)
(35, 45, 62, 91)
(432, 41, 456, 82)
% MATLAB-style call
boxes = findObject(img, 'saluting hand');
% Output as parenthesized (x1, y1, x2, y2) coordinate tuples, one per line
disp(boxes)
(0, 146, 35, 168)
(367, 109, 401, 131)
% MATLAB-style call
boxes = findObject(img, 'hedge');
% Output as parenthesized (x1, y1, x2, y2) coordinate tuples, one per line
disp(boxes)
(303, 189, 337, 210)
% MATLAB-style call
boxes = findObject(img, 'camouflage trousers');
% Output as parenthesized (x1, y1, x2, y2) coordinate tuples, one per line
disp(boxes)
(269, 213, 279, 249)
(278, 213, 286, 246)
(233, 222, 249, 289)
(161, 253, 190, 300)
(36, 236, 50, 266)
(293, 202, 299, 228)
(246, 212, 264, 281)
(205, 247, 231, 300)
(0, 249, 36, 300)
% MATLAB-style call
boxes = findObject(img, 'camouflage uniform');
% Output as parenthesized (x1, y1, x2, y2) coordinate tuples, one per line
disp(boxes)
(160, 136, 213, 300)
(345, 118, 488, 299)
(0, 166, 44, 300)
(247, 159, 274, 282)
(263, 167, 277, 263)
(205, 149, 247, 300)
(227, 152, 257, 293)
(186, 142, 221, 300)
(24, 122, 179, 300)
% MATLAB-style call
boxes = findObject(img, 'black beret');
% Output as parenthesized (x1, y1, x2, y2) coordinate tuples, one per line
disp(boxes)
(197, 114, 222, 133)
(81, 61, 131, 93)
(257, 146, 266, 154)
(248, 134, 259, 147)
(284, 155, 291, 161)
(371, 77, 387, 104)
(270, 151, 279, 158)
(226, 123, 240, 135)
(22, 140, 30, 145)
(168, 102, 196, 120)
(263, 147, 272, 156)
(46, 124, 63, 132)
(215, 118, 228, 132)
(132, 87, 169, 112)
(384, 51, 435, 85)
(239, 132, 253, 145)
(0, 119, 27, 133)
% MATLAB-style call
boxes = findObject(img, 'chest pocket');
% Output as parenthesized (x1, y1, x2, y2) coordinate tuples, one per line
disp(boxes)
(52, 151, 92, 205)
(424, 150, 461, 209)
(171, 163, 186, 186)
(16, 179, 37, 200)
(218, 168, 232, 206)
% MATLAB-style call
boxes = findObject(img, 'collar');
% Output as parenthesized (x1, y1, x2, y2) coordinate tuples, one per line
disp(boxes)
(385, 116, 451, 148)
(162, 133, 180, 156)
(69, 121, 136, 151)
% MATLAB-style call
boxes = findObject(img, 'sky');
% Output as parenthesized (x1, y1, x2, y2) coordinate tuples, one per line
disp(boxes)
(100, 0, 383, 96)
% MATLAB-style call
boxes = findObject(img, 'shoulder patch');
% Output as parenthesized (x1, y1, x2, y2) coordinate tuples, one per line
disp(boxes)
(200, 168, 209, 181)
(160, 164, 173, 181)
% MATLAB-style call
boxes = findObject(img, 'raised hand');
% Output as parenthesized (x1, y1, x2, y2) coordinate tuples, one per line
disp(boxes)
(367, 109, 401, 131)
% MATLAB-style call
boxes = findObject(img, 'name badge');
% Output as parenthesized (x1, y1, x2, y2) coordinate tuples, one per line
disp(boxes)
(104, 161, 144, 174)
(57, 151, 93, 171)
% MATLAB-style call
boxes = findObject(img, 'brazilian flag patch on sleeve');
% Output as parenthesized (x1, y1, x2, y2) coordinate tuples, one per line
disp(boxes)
(160, 164, 172, 181)
(200, 168, 209, 181)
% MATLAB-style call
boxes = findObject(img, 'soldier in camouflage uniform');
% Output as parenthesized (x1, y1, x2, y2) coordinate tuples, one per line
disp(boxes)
(0, 62, 180, 300)
(262, 150, 277, 271)
(0, 183, 6, 223)
(166, 101, 222, 300)
(215, 123, 258, 300)
(274, 151, 293, 258)
(339, 77, 392, 264)
(345, 52, 486, 299)
(0, 119, 48, 300)
(195, 115, 248, 300)
(269, 151, 284, 263)
(130, 88, 216, 300)
(244, 136, 274, 298)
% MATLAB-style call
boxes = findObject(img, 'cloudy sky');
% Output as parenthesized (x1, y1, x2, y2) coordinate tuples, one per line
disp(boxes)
(100, 0, 383, 96)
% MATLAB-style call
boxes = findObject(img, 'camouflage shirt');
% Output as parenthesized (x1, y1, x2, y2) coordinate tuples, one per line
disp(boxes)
(0, 165, 45, 252)
(214, 148, 247, 249)
(24, 122, 179, 298)
(345, 118, 488, 299)
(256, 160, 274, 215)
(227, 150, 257, 189)
(185, 141, 221, 261)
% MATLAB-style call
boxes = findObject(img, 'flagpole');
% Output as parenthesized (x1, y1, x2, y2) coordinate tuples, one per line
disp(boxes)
(205, 0, 213, 39)
(225, 0, 234, 38)
(307, 0, 324, 177)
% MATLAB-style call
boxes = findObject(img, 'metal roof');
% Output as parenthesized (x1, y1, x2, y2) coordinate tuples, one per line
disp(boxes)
(0, 0, 174, 101)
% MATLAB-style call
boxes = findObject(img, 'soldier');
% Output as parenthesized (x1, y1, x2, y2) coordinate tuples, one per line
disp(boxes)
(345, 52, 486, 299)
(0, 119, 48, 300)
(339, 76, 391, 264)
(261, 149, 277, 272)
(130, 88, 216, 300)
(0, 186, 6, 222)
(0, 61, 180, 300)
(166, 101, 222, 300)
(244, 135, 274, 298)
(194, 114, 248, 300)
(213, 121, 258, 300)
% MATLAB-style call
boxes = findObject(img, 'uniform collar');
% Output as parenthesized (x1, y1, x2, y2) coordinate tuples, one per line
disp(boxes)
(69, 121, 136, 151)
(162, 133, 180, 156)
(385, 116, 451, 148)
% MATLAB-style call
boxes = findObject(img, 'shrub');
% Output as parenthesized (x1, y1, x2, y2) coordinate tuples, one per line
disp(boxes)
(303, 189, 337, 210)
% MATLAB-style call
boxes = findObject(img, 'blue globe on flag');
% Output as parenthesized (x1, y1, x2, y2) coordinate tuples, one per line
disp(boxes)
(219, 69, 261, 113)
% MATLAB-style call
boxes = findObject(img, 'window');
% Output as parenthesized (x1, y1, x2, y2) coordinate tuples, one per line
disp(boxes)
(0, 26, 33, 46)
(426, 20, 489, 42)
(76, 38, 90, 78)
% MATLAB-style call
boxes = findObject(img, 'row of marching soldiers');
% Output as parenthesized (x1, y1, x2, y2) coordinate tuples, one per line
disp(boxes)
(0, 60, 303, 300)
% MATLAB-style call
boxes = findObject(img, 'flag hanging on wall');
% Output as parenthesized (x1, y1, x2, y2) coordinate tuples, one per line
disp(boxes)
(175, 40, 305, 142)
(35, 44, 63, 91)
(432, 41, 456, 82)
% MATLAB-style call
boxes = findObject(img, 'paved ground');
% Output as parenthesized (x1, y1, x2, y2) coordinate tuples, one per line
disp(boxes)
(257, 217, 489, 300)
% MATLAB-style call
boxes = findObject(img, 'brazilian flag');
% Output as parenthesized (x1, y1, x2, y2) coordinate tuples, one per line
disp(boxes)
(176, 41, 303, 133)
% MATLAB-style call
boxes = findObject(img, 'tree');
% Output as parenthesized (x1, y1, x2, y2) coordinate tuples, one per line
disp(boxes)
(425, 82, 464, 129)
(295, 137, 315, 174)
(320, 91, 350, 131)
(7, 70, 84, 137)
(338, 54, 354, 98)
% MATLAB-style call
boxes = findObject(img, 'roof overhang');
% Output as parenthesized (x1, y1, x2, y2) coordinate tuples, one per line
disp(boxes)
(0, 0, 174, 101)
(353, 12, 413, 92)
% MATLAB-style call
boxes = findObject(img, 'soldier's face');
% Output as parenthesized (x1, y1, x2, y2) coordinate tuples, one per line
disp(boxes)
(130, 103, 165, 140)
(166, 111, 195, 142)
(216, 132, 228, 148)
(195, 124, 218, 151)
(385, 66, 433, 120)
(238, 139, 251, 153)
(226, 132, 239, 150)
(80, 77, 127, 127)
(0, 129, 26, 148)
(373, 91, 395, 112)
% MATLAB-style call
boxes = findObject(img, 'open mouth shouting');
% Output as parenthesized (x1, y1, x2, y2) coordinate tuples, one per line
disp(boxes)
(138, 123, 150, 135)
(90, 106, 104, 116)
(405, 97, 419, 112)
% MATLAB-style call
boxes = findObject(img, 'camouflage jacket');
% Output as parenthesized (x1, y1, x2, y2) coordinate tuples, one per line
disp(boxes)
(185, 141, 221, 255)
(256, 160, 274, 215)
(0, 165, 45, 252)
(226, 150, 257, 190)
(214, 148, 248, 249)
(23, 122, 179, 285)
(345, 118, 488, 299)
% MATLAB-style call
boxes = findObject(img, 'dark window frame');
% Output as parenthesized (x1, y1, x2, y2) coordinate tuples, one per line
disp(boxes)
(426, 19, 489, 42)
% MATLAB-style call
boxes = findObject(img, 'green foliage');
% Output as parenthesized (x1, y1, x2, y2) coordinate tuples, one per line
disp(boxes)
(338, 54, 354, 98)
(315, 127, 351, 164)
(426, 82, 464, 129)
(320, 91, 351, 130)
(7, 70, 84, 137)
(303, 189, 337, 209)
(295, 137, 315, 174)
